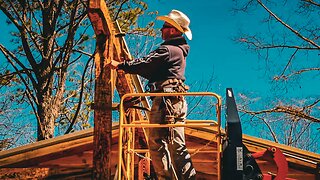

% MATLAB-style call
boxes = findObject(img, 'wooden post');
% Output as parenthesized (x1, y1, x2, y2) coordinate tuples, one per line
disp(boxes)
(88, 0, 148, 178)
(88, 0, 113, 179)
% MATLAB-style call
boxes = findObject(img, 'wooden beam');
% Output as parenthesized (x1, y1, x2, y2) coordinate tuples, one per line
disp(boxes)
(0, 168, 50, 179)
(0, 125, 319, 179)
(88, 0, 114, 178)
(0, 128, 94, 167)
(87, 0, 146, 178)
(0, 127, 120, 168)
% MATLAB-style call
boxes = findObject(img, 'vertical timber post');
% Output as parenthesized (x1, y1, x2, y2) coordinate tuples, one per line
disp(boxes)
(93, 34, 113, 179)
(88, 0, 147, 178)
(88, 0, 113, 179)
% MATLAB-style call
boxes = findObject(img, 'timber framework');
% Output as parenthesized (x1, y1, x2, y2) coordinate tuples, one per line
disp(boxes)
(0, 0, 319, 180)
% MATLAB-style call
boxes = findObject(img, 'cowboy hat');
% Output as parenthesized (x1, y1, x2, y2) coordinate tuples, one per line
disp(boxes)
(156, 9, 192, 40)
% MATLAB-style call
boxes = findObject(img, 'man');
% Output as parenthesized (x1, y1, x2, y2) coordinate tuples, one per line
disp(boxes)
(109, 10, 196, 180)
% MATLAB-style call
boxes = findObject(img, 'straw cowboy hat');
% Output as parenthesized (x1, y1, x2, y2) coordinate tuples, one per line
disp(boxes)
(156, 10, 192, 40)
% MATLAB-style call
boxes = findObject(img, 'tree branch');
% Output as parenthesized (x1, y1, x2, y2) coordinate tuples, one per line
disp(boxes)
(7, 0, 43, 59)
(274, 67, 320, 80)
(0, 43, 44, 137)
(0, 44, 37, 88)
(114, 0, 129, 20)
(34, 0, 44, 10)
(277, 48, 299, 79)
(238, 36, 319, 50)
(187, 72, 216, 117)
(243, 105, 320, 123)
(0, 69, 32, 82)
(53, 4, 87, 68)
(65, 55, 94, 134)
(257, 0, 320, 48)
(52, 0, 82, 115)
(240, 109, 279, 142)
(302, 0, 320, 7)
(304, 98, 320, 109)
(0, 44, 38, 104)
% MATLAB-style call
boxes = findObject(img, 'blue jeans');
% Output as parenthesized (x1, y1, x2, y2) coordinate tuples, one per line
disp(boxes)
(148, 96, 196, 180)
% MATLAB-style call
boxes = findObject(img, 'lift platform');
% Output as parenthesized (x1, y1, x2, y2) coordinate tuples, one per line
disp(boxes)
(117, 92, 222, 179)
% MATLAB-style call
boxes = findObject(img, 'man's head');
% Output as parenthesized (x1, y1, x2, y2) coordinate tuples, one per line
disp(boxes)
(160, 22, 182, 40)
(157, 10, 192, 40)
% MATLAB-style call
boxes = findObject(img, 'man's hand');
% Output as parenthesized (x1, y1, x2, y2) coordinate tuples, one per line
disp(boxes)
(108, 60, 121, 69)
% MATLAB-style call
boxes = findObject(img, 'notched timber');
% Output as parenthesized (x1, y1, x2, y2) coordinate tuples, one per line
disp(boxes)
(88, 9, 110, 36)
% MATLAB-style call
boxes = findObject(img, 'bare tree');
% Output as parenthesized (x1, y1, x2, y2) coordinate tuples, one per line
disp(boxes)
(0, 0, 93, 141)
(0, 0, 155, 146)
(233, 0, 319, 152)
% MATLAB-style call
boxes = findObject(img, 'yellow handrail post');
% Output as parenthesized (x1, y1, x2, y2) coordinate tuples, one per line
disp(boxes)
(117, 96, 125, 180)
(216, 96, 222, 180)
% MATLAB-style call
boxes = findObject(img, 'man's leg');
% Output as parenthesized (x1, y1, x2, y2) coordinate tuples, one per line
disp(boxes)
(148, 97, 173, 180)
(170, 99, 196, 180)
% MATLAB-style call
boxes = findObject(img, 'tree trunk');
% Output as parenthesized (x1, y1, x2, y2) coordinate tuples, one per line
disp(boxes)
(36, 58, 66, 140)
(37, 93, 60, 140)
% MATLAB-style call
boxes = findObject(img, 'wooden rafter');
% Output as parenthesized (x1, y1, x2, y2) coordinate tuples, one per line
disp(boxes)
(1, 125, 319, 179)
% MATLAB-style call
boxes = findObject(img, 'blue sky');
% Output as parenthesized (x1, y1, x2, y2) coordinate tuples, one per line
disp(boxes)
(147, 0, 319, 98)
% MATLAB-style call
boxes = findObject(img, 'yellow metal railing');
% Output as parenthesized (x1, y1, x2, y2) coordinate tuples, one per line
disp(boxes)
(117, 92, 222, 180)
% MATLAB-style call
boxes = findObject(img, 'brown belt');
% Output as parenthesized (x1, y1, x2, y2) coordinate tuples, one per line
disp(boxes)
(148, 79, 185, 92)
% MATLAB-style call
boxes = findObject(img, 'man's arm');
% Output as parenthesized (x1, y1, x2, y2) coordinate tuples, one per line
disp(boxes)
(109, 46, 169, 78)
